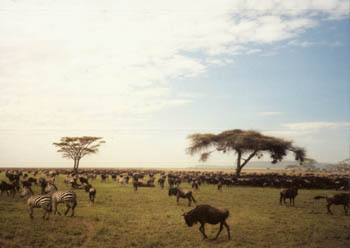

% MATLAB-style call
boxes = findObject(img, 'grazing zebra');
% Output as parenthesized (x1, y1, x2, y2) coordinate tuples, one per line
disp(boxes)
(45, 182, 78, 217)
(21, 186, 52, 220)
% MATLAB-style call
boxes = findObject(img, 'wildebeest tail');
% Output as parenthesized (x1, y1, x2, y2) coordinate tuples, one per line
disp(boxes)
(314, 196, 326, 200)
(224, 209, 230, 219)
(191, 193, 196, 203)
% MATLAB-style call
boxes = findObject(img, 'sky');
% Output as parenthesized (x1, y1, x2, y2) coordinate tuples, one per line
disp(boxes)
(0, 0, 349, 168)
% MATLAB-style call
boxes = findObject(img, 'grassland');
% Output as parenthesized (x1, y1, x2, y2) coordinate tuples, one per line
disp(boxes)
(0, 171, 349, 248)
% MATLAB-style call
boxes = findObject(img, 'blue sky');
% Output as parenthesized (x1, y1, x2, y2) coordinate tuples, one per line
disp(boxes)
(0, 0, 349, 168)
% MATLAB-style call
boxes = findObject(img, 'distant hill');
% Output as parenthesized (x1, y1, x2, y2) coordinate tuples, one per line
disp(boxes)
(193, 161, 332, 170)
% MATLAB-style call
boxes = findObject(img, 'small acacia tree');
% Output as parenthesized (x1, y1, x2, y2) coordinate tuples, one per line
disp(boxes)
(53, 136, 105, 173)
(187, 129, 305, 177)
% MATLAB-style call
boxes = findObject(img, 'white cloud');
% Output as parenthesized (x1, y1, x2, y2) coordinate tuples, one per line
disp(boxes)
(284, 122, 350, 131)
(258, 112, 282, 117)
(0, 0, 348, 130)
(288, 40, 316, 47)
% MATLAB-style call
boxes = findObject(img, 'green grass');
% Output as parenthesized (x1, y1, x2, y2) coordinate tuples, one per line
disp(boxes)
(0, 172, 349, 248)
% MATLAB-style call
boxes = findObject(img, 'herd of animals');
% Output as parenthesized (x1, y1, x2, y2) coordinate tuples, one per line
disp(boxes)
(0, 168, 349, 240)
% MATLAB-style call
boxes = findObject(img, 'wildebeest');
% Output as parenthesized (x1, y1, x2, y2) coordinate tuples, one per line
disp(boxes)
(168, 187, 196, 206)
(84, 184, 96, 203)
(133, 181, 155, 191)
(314, 193, 350, 215)
(280, 187, 298, 206)
(182, 204, 231, 240)
(0, 181, 16, 197)
(79, 177, 89, 185)
(192, 180, 199, 190)
(157, 177, 165, 189)
(39, 178, 48, 194)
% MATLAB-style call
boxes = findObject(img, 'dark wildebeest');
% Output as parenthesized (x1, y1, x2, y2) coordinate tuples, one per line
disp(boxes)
(0, 181, 16, 197)
(28, 177, 38, 185)
(39, 178, 48, 194)
(84, 184, 96, 203)
(192, 180, 199, 191)
(157, 177, 165, 189)
(314, 193, 350, 215)
(280, 187, 298, 206)
(168, 187, 196, 206)
(182, 204, 231, 240)
(79, 177, 89, 185)
(217, 181, 223, 191)
(133, 181, 155, 191)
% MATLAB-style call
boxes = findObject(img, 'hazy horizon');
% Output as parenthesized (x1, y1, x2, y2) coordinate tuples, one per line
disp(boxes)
(1, 1, 349, 168)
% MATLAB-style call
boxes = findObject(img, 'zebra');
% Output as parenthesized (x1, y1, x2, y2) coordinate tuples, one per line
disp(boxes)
(45, 182, 77, 217)
(21, 186, 52, 220)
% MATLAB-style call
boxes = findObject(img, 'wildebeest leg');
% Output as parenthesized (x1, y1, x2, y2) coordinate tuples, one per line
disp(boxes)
(188, 197, 191, 206)
(344, 204, 348, 215)
(213, 222, 224, 240)
(327, 203, 333, 215)
(176, 195, 180, 205)
(199, 223, 208, 240)
(224, 221, 231, 240)
(280, 193, 283, 205)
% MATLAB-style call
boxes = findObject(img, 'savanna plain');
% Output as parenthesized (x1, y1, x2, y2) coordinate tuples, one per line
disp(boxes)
(0, 169, 349, 248)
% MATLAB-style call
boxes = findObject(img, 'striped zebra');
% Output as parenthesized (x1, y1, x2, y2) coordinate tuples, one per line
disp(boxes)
(45, 182, 77, 217)
(21, 186, 52, 220)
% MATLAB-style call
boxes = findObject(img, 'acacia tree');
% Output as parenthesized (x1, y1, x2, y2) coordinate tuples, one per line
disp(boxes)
(53, 136, 106, 173)
(187, 129, 305, 177)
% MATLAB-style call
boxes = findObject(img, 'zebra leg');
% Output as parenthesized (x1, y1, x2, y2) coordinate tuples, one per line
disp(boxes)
(70, 201, 77, 217)
(64, 203, 71, 216)
(54, 201, 61, 216)
(29, 206, 34, 219)
(42, 208, 47, 220)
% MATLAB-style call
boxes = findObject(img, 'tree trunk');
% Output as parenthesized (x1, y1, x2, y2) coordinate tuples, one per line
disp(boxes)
(75, 159, 80, 173)
(73, 158, 78, 174)
(236, 151, 242, 177)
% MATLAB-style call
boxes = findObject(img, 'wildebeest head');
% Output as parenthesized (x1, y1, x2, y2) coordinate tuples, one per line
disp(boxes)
(168, 187, 177, 196)
(182, 212, 196, 227)
(84, 184, 92, 192)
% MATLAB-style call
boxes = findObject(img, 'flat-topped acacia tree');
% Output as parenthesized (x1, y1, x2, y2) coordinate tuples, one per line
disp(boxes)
(187, 129, 306, 177)
(53, 136, 105, 173)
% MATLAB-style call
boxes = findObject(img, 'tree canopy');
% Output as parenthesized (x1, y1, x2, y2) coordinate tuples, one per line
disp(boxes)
(53, 136, 105, 173)
(187, 129, 306, 177)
